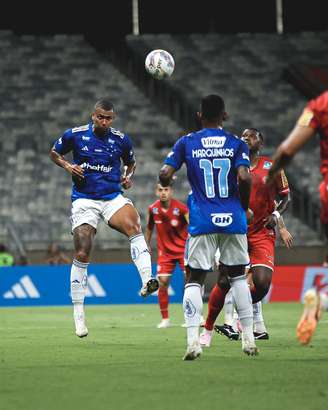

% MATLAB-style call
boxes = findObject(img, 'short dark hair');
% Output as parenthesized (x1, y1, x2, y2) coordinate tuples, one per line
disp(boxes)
(157, 179, 174, 187)
(94, 98, 114, 112)
(200, 94, 225, 121)
(243, 127, 264, 142)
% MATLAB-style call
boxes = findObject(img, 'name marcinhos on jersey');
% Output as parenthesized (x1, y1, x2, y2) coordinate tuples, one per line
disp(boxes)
(80, 162, 112, 173)
(192, 148, 234, 158)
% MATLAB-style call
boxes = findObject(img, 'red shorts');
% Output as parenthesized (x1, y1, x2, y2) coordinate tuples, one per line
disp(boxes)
(157, 256, 185, 276)
(319, 178, 328, 224)
(248, 229, 275, 271)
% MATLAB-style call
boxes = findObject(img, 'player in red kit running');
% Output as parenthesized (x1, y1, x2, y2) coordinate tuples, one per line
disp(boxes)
(200, 128, 291, 347)
(146, 180, 189, 328)
(267, 90, 328, 345)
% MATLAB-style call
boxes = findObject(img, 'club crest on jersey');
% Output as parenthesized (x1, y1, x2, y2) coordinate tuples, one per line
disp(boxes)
(153, 207, 159, 214)
(211, 213, 233, 227)
(173, 208, 180, 216)
(201, 136, 226, 148)
(263, 161, 272, 169)
(171, 219, 178, 227)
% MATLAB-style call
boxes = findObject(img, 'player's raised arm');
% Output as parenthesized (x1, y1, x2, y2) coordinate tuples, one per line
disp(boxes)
(159, 164, 176, 187)
(267, 120, 316, 184)
(49, 145, 84, 179)
(237, 165, 252, 210)
(277, 216, 293, 248)
(121, 134, 136, 189)
(145, 207, 154, 253)
(121, 162, 136, 190)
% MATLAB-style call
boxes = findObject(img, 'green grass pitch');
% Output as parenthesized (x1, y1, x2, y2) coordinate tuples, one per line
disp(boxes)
(0, 302, 327, 410)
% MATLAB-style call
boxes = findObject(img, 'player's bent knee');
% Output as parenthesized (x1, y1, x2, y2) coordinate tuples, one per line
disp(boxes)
(75, 250, 91, 263)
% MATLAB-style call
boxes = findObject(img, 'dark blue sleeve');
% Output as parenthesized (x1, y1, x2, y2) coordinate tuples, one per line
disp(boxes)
(53, 129, 74, 155)
(122, 134, 135, 164)
(235, 140, 250, 169)
(164, 136, 185, 171)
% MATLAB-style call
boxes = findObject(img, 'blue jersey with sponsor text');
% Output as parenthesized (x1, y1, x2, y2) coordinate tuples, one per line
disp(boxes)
(53, 123, 135, 202)
(164, 128, 250, 235)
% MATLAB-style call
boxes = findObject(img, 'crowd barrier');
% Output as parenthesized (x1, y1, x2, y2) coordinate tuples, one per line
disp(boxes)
(0, 264, 184, 307)
(0, 264, 327, 306)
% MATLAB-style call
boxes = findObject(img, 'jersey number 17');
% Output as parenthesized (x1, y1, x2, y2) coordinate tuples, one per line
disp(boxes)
(200, 158, 231, 198)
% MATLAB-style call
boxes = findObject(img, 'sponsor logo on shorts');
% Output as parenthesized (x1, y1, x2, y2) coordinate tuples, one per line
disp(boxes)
(211, 213, 233, 227)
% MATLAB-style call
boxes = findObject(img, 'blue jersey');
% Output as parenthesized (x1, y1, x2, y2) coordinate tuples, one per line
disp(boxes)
(53, 123, 135, 202)
(164, 128, 250, 235)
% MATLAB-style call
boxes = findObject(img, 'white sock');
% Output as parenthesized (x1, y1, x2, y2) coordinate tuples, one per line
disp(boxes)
(183, 283, 203, 346)
(70, 259, 88, 318)
(253, 302, 267, 333)
(130, 233, 152, 285)
(230, 274, 253, 337)
(232, 309, 239, 332)
(224, 288, 234, 326)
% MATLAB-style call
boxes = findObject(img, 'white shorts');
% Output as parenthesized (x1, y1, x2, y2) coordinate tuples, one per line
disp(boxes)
(70, 195, 133, 232)
(185, 233, 249, 271)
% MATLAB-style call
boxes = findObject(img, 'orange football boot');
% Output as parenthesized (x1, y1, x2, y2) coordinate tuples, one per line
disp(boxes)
(296, 289, 321, 345)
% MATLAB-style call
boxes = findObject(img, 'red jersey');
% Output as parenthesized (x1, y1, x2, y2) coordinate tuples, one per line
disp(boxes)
(298, 90, 328, 176)
(248, 156, 290, 235)
(147, 198, 188, 258)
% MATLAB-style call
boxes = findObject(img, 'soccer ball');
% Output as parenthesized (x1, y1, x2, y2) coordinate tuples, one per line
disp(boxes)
(145, 49, 175, 80)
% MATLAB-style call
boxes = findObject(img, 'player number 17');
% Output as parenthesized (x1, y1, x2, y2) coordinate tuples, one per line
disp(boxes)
(199, 158, 231, 198)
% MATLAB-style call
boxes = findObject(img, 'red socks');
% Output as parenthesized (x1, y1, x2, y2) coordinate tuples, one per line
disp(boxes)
(158, 286, 169, 319)
(205, 284, 229, 331)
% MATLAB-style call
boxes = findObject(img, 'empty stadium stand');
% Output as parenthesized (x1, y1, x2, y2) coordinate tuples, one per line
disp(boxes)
(0, 29, 327, 258)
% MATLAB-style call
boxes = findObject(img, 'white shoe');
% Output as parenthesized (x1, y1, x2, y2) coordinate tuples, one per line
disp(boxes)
(74, 313, 88, 338)
(157, 318, 171, 328)
(181, 322, 187, 328)
(199, 329, 213, 347)
(241, 332, 259, 356)
(182, 341, 203, 361)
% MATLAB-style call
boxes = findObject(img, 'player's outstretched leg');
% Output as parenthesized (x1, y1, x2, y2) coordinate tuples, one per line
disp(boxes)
(157, 279, 171, 328)
(253, 302, 269, 340)
(130, 233, 159, 297)
(230, 274, 259, 356)
(70, 259, 89, 338)
(182, 283, 203, 360)
(213, 289, 240, 341)
(296, 288, 321, 345)
(200, 284, 229, 347)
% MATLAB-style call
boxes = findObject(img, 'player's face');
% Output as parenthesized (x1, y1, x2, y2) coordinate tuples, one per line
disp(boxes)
(92, 107, 116, 135)
(241, 129, 262, 152)
(156, 185, 173, 202)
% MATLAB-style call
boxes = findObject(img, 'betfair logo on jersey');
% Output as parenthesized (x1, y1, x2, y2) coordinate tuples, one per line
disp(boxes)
(201, 136, 226, 148)
(211, 213, 233, 227)
(80, 162, 112, 172)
